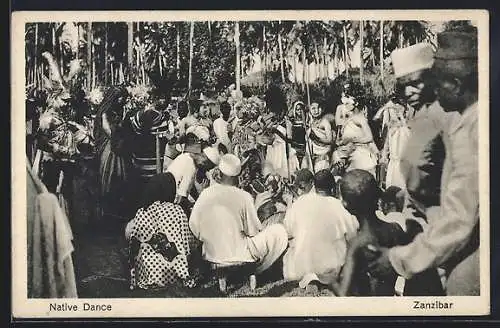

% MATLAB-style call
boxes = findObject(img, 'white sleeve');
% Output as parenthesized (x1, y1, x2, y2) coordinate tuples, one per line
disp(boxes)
(243, 193, 262, 236)
(177, 160, 196, 197)
(283, 203, 296, 239)
(389, 117, 479, 279)
(189, 199, 202, 241)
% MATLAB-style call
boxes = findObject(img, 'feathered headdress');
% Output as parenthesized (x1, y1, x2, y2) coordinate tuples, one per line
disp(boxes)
(41, 51, 82, 110)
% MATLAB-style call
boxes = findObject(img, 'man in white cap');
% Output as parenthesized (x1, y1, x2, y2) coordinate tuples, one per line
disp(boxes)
(370, 28, 480, 296)
(362, 42, 458, 296)
(389, 42, 460, 223)
(165, 146, 220, 211)
(189, 154, 288, 275)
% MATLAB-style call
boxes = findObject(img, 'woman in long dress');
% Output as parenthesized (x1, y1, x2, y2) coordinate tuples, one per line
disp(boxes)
(125, 173, 200, 290)
(287, 101, 307, 163)
(93, 86, 132, 219)
(376, 100, 411, 189)
(334, 104, 379, 177)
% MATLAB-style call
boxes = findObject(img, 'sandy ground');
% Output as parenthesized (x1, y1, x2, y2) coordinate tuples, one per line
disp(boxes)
(69, 158, 334, 298)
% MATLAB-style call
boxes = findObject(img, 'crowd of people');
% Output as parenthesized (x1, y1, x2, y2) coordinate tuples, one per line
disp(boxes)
(28, 27, 480, 297)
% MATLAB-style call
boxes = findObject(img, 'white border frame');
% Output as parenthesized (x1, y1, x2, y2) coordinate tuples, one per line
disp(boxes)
(11, 9, 490, 318)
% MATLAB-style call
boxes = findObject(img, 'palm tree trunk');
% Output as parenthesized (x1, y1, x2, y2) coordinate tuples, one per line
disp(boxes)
(159, 52, 163, 76)
(188, 21, 194, 94)
(87, 22, 92, 89)
(360, 20, 364, 86)
(235, 21, 241, 92)
(34, 23, 38, 87)
(323, 37, 328, 80)
(111, 62, 114, 85)
(343, 24, 349, 77)
(136, 43, 140, 85)
(278, 21, 285, 82)
(59, 42, 64, 76)
(380, 20, 384, 79)
(292, 54, 297, 83)
(314, 43, 320, 81)
(399, 25, 404, 48)
(104, 22, 109, 85)
(92, 60, 96, 88)
(76, 23, 80, 60)
(176, 23, 181, 81)
(120, 62, 124, 83)
(52, 24, 56, 54)
(127, 22, 133, 82)
(263, 24, 267, 78)
(302, 48, 306, 90)
(303, 48, 310, 104)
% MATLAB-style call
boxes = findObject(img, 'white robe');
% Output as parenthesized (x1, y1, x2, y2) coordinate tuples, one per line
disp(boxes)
(385, 124, 411, 189)
(189, 184, 288, 273)
(265, 125, 300, 178)
(282, 192, 359, 285)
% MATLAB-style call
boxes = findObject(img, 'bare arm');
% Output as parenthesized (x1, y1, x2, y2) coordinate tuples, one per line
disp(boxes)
(335, 239, 359, 296)
(311, 119, 333, 144)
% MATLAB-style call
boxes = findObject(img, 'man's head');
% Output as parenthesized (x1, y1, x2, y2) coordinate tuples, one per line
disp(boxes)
(314, 169, 336, 197)
(391, 43, 436, 110)
(177, 101, 189, 119)
(189, 98, 201, 118)
(220, 101, 232, 121)
(432, 30, 478, 113)
(199, 93, 213, 118)
(381, 186, 405, 215)
(195, 146, 220, 171)
(200, 103, 210, 118)
(218, 153, 242, 186)
(292, 168, 314, 196)
(340, 169, 380, 216)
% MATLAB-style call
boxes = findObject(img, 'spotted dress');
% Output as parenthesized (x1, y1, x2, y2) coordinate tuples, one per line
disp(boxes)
(126, 201, 200, 289)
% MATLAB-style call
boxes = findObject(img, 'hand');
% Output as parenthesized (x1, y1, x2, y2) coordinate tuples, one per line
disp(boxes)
(367, 247, 397, 279)
(200, 178, 210, 189)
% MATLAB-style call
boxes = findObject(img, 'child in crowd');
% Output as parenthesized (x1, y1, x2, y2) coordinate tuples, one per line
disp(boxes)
(332, 169, 444, 296)
(377, 186, 428, 237)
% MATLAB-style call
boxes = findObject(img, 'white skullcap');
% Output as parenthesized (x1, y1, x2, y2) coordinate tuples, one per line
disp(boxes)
(390, 43, 434, 79)
(218, 154, 242, 177)
(203, 146, 221, 166)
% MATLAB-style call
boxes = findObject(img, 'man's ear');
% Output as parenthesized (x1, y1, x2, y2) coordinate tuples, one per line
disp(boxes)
(453, 77, 467, 96)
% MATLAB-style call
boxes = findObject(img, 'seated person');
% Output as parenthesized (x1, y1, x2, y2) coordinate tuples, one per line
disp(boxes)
(282, 170, 359, 288)
(125, 173, 200, 289)
(332, 169, 444, 296)
(189, 154, 288, 277)
(290, 168, 315, 200)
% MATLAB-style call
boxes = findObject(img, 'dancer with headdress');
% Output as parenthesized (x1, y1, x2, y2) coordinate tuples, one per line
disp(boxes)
(36, 51, 92, 218)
